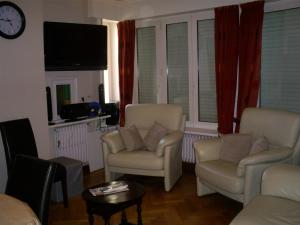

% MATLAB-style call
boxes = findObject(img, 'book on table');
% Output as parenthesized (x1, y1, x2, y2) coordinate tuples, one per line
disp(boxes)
(89, 182, 129, 196)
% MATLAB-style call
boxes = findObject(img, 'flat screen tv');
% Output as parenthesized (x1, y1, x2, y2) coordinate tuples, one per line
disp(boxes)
(44, 21, 107, 71)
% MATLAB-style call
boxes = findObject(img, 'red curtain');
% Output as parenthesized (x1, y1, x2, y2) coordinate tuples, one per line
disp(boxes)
(215, 5, 239, 134)
(118, 20, 135, 127)
(235, 1, 264, 132)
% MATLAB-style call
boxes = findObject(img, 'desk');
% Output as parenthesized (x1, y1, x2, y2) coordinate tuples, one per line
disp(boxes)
(0, 194, 41, 225)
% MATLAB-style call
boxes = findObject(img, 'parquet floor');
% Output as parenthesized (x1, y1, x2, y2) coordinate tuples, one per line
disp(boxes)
(49, 164, 242, 225)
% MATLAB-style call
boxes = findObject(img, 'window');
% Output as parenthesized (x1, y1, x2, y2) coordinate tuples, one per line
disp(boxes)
(166, 22, 189, 120)
(136, 13, 216, 129)
(261, 7, 300, 113)
(197, 19, 217, 122)
(137, 26, 157, 103)
(102, 19, 119, 104)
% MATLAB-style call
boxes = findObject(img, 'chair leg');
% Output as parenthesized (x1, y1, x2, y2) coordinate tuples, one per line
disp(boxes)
(61, 179, 68, 208)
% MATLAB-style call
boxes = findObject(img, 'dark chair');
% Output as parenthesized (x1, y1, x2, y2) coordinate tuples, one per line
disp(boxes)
(0, 118, 68, 207)
(5, 154, 56, 225)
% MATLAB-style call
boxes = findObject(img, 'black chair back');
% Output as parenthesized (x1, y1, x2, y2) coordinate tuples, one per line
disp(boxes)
(5, 154, 56, 225)
(0, 118, 39, 171)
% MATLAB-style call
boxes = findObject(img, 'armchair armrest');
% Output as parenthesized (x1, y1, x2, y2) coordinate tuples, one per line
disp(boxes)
(193, 138, 221, 162)
(156, 131, 183, 157)
(101, 130, 125, 154)
(237, 147, 292, 176)
(261, 164, 300, 202)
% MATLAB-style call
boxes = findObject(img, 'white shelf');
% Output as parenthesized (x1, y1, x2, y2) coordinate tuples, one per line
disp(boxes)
(48, 115, 110, 129)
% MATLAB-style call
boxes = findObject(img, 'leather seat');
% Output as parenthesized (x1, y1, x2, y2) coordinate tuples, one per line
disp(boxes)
(230, 164, 300, 225)
(5, 155, 56, 225)
(194, 108, 300, 205)
(0, 118, 69, 207)
(102, 104, 185, 191)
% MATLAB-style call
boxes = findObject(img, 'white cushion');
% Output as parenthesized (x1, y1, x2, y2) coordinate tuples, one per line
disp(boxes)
(119, 125, 144, 151)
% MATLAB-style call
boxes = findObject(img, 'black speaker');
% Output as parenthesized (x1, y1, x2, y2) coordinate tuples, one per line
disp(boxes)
(46, 86, 53, 122)
(98, 83, 105, 107)
(102, 103, 119, 125)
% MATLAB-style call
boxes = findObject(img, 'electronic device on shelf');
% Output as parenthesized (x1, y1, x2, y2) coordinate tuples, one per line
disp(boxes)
(60, 103, 95, 121)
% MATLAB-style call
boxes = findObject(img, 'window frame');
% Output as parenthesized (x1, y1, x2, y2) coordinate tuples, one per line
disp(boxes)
(47, 77, 78, 121)
(134, 0, 300, 133)
(136, 11, 217, 132)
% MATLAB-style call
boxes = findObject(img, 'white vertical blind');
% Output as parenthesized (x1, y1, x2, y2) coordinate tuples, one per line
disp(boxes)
(166, 22, 189, 120)
(261, 8, 300, 113)
(197, 19, 217, 122)
(137, 27, 157, 103)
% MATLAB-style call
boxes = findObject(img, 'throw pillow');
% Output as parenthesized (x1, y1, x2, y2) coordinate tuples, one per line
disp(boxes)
(144, 122, 168, 152)
(220, 134, 253, 163)
(118, 125, 144, 151)
(249, 136, 269, 155)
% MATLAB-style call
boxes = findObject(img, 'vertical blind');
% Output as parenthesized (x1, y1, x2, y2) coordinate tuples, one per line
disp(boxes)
(137, 27, 157, 103)
(166, 22, 189, 120)
(197, 19, 217, 122)
(261, 8, 300, 113)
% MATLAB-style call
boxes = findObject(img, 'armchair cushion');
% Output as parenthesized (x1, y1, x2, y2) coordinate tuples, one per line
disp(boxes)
(230, 165, 300, 225)
(144, 122, 168, 152)
(102, 131, 125, 154)
(196, 160, 244, 194)
(194, 138, 222, 162)
(108, 150, 163, 170)
(261, 164, 300, 202)
(230, 195, 300, 225)
(119, 125, 144, 151)
(220, 134, 253, 163)
(249, 136, 269, 155)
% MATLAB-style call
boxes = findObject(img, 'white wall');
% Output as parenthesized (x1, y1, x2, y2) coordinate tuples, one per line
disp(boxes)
(0, 0, 103, 193)
(44, 0, 102, 104)
(0, 0, 49, 192)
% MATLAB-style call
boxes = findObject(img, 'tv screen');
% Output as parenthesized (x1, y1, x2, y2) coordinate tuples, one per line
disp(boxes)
(44, 21, 107, 71)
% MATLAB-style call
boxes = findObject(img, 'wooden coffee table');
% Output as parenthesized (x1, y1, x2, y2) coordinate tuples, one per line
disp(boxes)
(82, 181, 145, 225)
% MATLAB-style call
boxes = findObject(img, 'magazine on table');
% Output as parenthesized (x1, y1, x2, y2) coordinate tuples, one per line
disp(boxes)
(89, 182, 129, 196)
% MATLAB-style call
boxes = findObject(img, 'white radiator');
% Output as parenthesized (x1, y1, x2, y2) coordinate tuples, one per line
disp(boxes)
(182, 133, 216, 163)
(54, 123, 88, 163)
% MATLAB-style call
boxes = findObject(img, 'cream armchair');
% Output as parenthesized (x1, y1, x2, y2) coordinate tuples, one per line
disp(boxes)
(102, 104, 185, 191)
(194, 108, 300, 205)
(230, 164, 300, 225)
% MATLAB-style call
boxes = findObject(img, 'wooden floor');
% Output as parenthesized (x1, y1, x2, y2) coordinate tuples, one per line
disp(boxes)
(49, 164, 242, 225)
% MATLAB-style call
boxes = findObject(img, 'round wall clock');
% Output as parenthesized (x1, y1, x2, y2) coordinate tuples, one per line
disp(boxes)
(0, 1, 26, 39)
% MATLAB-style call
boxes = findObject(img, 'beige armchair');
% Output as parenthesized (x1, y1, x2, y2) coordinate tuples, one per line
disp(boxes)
(194, 108, 300, 205)
(102, 104, 185, 191)
(230, 164, 300, 225)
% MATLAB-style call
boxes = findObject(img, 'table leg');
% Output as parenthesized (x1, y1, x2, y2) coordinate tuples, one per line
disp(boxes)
(103, 215, 111, 225)
(137, 200, 143, 225)
(88, 214, 94, 225)
(120, 210, 128, 224)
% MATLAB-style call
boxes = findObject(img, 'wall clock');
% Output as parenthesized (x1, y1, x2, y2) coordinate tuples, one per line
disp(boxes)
(0, 1, 26, 39)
